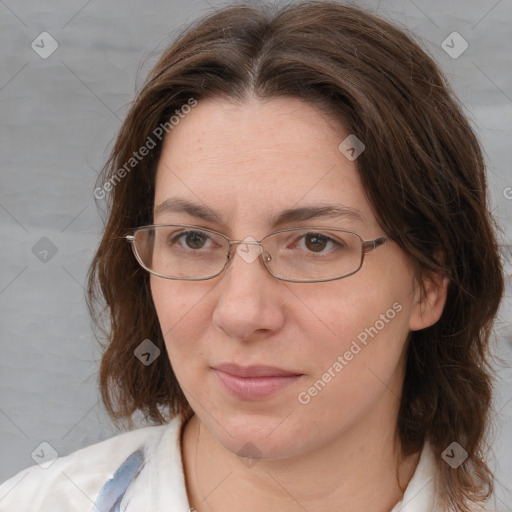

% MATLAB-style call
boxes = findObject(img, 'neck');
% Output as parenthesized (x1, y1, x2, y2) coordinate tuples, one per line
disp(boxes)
(181, 409, 421, 512)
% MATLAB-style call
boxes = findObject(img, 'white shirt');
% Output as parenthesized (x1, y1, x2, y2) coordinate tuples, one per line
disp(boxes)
(0, 415, 462, 511)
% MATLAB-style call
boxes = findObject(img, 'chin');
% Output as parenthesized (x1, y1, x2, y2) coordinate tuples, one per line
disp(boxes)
(200, 410, 312, 462)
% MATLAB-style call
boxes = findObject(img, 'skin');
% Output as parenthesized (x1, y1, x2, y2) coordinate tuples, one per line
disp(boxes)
(150, 96, 448, 512)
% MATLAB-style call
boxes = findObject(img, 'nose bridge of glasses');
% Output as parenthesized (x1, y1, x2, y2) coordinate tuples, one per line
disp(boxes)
(229, 239, 262, 247)
(229, 238, 268, 265)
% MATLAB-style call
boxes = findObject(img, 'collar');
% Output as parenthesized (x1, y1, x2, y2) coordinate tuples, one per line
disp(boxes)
(390, 442, 441, 512)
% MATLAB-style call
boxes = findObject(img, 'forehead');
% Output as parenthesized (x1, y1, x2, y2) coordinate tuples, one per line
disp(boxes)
(153, 96, 377, 233)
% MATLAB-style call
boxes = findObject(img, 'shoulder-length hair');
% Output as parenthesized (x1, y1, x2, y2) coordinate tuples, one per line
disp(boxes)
(87, 2, 504, 510)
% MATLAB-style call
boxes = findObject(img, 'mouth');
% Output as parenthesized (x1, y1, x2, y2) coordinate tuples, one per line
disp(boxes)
(212, 363, 304, 400)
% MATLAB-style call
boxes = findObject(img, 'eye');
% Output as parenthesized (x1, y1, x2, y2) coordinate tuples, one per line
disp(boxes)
(171, 230, 212, 250)
(297, 232, 343, 253)
(304, 233, 329, 252)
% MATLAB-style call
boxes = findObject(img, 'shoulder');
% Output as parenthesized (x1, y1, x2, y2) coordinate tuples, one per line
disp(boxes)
(0, 417, 183, 512)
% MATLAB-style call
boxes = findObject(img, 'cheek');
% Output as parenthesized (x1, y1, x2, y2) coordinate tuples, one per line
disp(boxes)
(304, 266, 409, 339)
(292, 291, 411, 426)
(150, 278, 211, 355)
(294, 258, 415, 385)
(298, 290, 408, 374)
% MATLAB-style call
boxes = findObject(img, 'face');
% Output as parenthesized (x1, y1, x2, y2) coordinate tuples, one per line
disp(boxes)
(150, 96, 434, 460)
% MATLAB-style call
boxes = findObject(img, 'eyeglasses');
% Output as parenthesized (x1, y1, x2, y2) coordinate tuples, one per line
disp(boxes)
(125, 224, 387, 283)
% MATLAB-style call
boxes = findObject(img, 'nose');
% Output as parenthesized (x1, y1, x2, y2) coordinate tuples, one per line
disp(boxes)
(211, 241, 285, 341)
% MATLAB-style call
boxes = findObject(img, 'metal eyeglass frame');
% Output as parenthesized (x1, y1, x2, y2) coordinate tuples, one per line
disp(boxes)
(125, 224, 388, 283)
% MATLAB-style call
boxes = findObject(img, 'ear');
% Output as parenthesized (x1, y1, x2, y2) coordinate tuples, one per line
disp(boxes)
(408, 270, 449, 331)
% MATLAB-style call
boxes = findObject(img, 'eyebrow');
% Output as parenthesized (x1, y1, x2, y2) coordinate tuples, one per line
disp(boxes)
(153, 198, 365, 227)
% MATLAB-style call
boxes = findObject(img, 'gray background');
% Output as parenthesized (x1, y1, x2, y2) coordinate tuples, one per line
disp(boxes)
(1, 0, 511, 508)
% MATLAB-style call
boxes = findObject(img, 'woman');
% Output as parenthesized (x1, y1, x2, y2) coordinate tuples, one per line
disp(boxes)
(0, 2, 504, 511)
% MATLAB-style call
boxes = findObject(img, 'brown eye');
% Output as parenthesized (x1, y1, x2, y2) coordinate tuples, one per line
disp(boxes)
(304, 233, 329, 252)
(184, 231, 208, 249)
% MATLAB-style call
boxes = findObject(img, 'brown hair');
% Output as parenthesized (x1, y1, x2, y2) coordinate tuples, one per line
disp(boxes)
(86, 2, 504, 510)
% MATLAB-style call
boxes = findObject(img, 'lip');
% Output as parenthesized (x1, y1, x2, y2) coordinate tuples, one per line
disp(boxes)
(212, 364, 303, 400)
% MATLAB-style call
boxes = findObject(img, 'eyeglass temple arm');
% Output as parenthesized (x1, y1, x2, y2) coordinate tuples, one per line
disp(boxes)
(362, 236, 387, 253)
